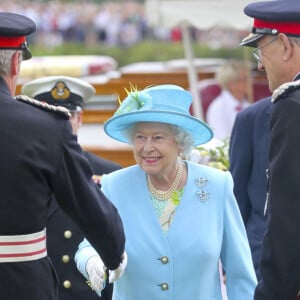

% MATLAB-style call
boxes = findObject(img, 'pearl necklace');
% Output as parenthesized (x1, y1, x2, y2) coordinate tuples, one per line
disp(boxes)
(147, 162, 183, 201)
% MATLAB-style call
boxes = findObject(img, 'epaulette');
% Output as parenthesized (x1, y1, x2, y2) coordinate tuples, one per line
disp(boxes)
(272, 80, 300, 103)
(15, 95, 71, 118)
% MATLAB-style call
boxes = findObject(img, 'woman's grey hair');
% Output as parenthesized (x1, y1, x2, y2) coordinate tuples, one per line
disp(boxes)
(173, 125, 194, 157)
(0, 50, 19, 78)
(125, 123, 194, 157)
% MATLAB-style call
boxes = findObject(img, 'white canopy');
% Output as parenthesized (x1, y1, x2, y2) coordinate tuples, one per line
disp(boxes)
(145, 0, 264, 119)
(145, 0, 254, 30)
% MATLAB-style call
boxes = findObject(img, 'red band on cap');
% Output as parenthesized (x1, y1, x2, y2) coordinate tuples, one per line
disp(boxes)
(254, 19, 300, 35)
(0, 36, 26, 48)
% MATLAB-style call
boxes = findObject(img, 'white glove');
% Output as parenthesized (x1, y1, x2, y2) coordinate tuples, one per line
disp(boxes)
(86, 255, 107, 293)
(109, 252, 128, 283)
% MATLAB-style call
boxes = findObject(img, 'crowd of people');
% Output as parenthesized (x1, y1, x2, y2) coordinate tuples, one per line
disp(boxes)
(1, 0, 245, 49)
(2, 1, 147, 48)
(1, 0, 300, 299)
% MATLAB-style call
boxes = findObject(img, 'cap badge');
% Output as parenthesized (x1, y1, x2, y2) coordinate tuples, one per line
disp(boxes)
(51, 81, 70, 100)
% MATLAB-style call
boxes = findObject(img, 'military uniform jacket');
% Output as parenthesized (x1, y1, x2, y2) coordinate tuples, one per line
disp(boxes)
(229, 97, 272, 280)
(0, 78, 125, 300)
(255, 78, 300, 299)
(76, 162, 257, 300)
(47, 152, 120, 300)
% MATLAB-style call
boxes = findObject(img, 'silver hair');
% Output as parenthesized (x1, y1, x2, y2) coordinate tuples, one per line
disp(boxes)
(126, 122, 194, 157)
(215, 59, 250, 90)
(289, 36, 300, 47)
(172, 125, 194, 157)
(0, 50, 19, 77)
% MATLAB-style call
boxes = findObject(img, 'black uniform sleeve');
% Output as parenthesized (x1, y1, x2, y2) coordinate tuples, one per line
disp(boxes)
(52, 121, 125, 270)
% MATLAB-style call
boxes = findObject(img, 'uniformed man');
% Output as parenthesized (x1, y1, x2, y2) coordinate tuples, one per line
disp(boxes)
(241, 1, 300, 299)
(0, 12, 125, 300)
(22, 76, 121, 300)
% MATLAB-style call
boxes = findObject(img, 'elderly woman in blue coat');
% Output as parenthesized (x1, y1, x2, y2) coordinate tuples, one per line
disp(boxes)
(75, 84, 257, 299)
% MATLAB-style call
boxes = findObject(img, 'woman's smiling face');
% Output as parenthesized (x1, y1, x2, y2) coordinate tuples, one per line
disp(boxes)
(131, 122, 181, 177)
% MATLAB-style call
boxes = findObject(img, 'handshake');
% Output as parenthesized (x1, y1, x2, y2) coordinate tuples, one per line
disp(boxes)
(86, 252, 127, 294)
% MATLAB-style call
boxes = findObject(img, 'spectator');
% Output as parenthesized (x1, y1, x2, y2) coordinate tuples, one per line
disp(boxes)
(206, 59, 250, 140)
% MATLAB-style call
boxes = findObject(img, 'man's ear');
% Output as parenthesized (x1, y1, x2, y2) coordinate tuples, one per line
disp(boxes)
(11, 51, 21, 76)
(279, 33, 293, 61)
(78, 110, 83, 127)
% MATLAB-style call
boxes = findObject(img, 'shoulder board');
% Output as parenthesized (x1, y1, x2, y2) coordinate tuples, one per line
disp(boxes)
(15, 95, 71, 118)
(272, 80, 300, 103)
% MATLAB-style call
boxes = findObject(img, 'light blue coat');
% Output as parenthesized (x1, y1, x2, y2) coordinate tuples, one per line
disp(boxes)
(75, 161, 256, 300)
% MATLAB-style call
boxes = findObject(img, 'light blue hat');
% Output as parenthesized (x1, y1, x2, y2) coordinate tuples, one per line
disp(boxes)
(104, 84, 213, 146)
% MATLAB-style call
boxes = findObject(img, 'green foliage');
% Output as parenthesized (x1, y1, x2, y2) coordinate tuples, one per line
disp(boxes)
(195, 139, 230, 171)
(30, 40, 249, 67)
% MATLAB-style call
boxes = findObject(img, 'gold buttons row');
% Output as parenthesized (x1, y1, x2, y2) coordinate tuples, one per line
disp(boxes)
(62, 230, 72, 290)
(159, 256, 169, 290)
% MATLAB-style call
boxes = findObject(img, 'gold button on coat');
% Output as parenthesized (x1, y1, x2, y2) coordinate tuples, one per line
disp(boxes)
(64, 230, 72, 239)
(160, 283, 169, 290)
(63, 280, 71, 289)
(160, 256, 169, 264)
(62, 255, 70, 263)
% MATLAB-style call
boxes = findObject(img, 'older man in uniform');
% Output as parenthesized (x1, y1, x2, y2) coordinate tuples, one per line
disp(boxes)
(22, 76, 121, 300)
(0, 12, 125, 300)
(241, 0, 300, 299)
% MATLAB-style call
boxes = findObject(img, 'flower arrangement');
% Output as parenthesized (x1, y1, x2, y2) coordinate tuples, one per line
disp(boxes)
(189, 138, 230, 171)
